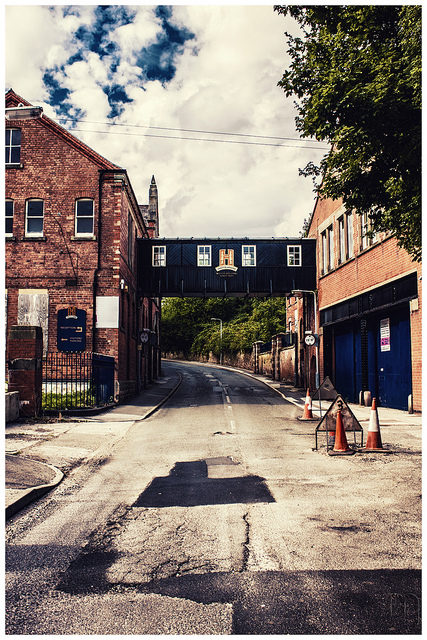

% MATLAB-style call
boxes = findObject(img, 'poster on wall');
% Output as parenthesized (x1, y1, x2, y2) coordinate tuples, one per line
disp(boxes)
(380, 317, 391, 352)
(57, 307, 86, 351)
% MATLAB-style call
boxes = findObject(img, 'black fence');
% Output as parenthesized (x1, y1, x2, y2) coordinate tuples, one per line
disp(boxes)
(42, 352, 115, 412)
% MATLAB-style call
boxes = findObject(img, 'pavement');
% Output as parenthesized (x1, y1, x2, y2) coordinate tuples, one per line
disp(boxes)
(5, 360, 422, 520)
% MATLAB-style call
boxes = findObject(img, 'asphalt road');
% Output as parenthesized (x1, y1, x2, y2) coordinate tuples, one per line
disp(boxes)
(6, 361, 421, 634)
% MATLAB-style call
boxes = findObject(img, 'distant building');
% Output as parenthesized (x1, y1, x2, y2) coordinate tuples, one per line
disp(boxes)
(289, 196, 422, 412)
(5, 89, 160, 400)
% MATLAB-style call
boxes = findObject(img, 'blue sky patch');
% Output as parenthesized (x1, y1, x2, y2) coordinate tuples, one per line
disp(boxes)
(75, 5, 136, 59)
(43, 70, 84, 121)
(104, 84, 133, 118)
(135, 6, 195, 84)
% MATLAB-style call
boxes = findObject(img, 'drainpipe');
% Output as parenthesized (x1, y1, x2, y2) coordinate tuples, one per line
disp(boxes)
(93, 170, 107, 352)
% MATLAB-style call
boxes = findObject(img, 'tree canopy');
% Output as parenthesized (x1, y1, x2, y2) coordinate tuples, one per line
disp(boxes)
(161, 297, 287, 359)
(275, 5, 421, 260)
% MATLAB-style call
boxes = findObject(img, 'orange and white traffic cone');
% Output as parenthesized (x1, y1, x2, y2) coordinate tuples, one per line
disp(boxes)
(328, 409, 355, 456)
(361, 398, 389, 452)
(298, 388, 317, 421)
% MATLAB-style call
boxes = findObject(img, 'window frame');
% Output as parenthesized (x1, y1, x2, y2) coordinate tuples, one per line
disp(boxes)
(321, 230, 327, 274)
(327, 225, 334, 270)
(242, 244, 256, 267)
(152, 245, 166, 267)
(361, 211, 377, 250)
(197, 245, 212, 267)
(338, 216, 345, 264)
(346, 211, 354, 258)
(127, 211, 134, 268)
(6, 199, 14, 236)
(287, 244, 302, 267)
(75, 198, 94, 237)
(5, 128, 21, 165)
(25, 198, 44, 237)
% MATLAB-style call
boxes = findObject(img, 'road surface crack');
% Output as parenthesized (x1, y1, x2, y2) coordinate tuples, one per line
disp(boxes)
(241, 511, 250, 572)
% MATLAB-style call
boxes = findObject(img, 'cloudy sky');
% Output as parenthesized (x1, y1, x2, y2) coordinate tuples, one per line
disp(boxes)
(5, 4, 329, 238)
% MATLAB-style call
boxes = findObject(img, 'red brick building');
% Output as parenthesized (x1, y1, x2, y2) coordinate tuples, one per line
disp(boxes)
(5, 89, 160, 401)
(288, 196, 422, 412)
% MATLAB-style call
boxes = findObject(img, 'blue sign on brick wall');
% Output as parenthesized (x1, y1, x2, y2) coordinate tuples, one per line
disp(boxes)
(57, 307, 86, 352)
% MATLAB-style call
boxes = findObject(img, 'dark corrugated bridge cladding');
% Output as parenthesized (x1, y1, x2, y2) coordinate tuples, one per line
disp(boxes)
(137, 238, 316, 297)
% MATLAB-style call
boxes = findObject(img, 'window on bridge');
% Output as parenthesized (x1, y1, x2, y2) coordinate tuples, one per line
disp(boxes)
(242, 245, 256, 266)
(287, 245, 302, 267)
(197, 245, 211, 266)
(153, 245, 166, 266)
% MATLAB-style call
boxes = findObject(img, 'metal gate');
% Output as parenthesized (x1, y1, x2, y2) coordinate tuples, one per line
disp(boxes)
(42, 352, 115, 412)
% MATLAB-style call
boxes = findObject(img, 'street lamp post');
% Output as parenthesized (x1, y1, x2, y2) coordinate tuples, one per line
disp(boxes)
(211, 317, 223, 365)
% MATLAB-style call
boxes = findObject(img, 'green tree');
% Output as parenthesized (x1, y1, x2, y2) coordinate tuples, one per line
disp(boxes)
(161, 297, 287, 358)
(275, 5, 421, 260)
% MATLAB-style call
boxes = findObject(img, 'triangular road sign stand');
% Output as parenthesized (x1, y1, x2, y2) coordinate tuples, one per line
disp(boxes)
(312, 376, 338, 419)
(315, 394, 363, 451)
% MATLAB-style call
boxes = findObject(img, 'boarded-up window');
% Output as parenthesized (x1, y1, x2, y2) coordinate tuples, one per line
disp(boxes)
(17, 290, 49, 355)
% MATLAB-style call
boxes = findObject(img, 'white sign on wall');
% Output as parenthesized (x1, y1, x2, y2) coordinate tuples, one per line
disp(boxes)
(96, 296, 119, 328)
(380, 317, 391, 352)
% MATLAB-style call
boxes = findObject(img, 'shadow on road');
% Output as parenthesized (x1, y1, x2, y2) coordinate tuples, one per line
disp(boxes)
(133, 460, 275, 507)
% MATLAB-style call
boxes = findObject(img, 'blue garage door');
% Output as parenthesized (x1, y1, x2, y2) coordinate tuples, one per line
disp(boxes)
(334, 324, 357, 403)
(376, 308, 412, 410)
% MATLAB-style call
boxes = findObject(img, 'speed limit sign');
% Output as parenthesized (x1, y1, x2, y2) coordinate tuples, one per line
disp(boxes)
(304, 333, 316, 346)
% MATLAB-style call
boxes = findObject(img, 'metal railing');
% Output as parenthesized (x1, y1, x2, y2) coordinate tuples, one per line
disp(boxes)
(42, 352, 115, 412)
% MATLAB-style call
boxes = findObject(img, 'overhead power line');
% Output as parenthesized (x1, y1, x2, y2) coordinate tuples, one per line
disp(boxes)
(58, 116, 328, 146)
(69, 125, 330, 150)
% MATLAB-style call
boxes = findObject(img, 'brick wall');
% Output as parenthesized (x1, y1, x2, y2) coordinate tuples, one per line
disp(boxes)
(6, 94, 160, 400)
(279, 346, 296, 384)
(307, 196, 422, 411)
(7, 325, 43, 417)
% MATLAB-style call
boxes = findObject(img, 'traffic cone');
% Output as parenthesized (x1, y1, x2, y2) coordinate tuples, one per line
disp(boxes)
(328, 409, 355, 456)
(361, 398, 389, 452)
(298, 388, 317, 421)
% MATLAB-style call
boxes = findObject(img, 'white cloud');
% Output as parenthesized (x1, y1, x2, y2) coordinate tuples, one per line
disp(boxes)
(5, 5, 327, 240)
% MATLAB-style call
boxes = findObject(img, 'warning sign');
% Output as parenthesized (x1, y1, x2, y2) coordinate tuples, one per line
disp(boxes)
(315, 394, 363, 450)
(312, 376, 338, 401)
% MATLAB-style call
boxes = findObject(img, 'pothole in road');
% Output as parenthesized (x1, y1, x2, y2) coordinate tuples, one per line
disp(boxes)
(132, 459, 275, 507)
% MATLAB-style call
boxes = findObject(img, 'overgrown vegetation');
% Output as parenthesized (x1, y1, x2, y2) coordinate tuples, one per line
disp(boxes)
(161, 297, 287, 359)
(42, 390, 96, 410)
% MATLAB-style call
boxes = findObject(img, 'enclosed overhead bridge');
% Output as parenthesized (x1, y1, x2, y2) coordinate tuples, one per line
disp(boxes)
(137, 237, 316, 297)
